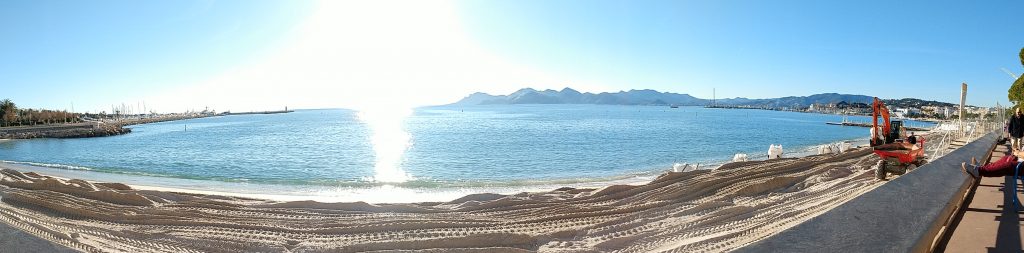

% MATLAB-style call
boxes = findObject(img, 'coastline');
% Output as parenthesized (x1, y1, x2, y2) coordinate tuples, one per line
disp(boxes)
(0, 129, 950, 252)
(0, 161, 657, 203)
(0, 145, 888, 252)
(0, 106, 899, 199)
(0, 110, 934, 251)
(0, 136, 872, 204)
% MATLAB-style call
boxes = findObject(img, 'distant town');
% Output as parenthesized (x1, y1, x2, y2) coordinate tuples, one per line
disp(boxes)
(452, 88, 1003, 120)
(720, 99, 998, 120)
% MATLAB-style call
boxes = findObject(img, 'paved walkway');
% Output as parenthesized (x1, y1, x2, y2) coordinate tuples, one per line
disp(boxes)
(941, 143, 1024, 252)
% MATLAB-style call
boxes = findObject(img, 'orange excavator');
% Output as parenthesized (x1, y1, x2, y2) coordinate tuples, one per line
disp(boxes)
(870, 98, 897, 146)
(870, 97, 926, 180)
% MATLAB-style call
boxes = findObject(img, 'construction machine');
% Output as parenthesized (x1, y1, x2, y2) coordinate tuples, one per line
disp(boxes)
(870, 97, 926, 180)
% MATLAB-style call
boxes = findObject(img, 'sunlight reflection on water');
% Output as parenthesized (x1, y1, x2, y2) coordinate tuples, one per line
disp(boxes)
(357, 107, 413, 183)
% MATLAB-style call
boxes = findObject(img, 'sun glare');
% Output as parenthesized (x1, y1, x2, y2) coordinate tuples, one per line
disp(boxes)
(357, 105, 413, 183)
(141, 0, 589, 113)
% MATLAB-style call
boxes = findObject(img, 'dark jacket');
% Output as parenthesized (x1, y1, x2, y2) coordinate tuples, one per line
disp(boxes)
(1010, 115, 1024, 138)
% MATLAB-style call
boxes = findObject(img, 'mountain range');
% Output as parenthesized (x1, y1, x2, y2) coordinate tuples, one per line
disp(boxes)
(450, 88, 960, 109)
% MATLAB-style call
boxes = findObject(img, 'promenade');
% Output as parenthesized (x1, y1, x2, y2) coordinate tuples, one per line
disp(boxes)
(940, 142, 1024, 252)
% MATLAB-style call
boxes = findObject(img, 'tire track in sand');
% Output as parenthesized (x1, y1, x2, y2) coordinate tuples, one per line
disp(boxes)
(0, 147, 894, 252)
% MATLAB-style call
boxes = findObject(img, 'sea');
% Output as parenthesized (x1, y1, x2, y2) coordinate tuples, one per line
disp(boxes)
(0, 105, 934, 203)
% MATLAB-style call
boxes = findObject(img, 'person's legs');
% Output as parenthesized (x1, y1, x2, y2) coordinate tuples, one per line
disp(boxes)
(1014, 137, 1022, 151)
(977, 154, 1019, 177)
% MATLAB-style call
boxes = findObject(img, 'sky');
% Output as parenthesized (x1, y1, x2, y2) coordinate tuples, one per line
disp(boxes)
(1, 0, 1023, 113)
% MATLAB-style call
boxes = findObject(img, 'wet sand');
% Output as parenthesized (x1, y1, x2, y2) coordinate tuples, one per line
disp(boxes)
(0, 148, 886, 252)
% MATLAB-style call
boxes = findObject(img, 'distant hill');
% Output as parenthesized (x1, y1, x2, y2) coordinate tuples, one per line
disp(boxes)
(450, 88, 961, 109)
(453, 88, 704, 106)
(881, 98, 958, 109)
(713, 93, 875, 108)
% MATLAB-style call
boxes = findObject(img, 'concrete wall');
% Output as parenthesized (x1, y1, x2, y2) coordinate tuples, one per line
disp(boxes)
(737, 131, 1000, 253)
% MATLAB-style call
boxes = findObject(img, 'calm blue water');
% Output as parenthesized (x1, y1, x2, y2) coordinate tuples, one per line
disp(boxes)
(0, 105, 932, 189)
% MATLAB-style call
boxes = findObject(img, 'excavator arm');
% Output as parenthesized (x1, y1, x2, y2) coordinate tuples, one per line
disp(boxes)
(871, 97, 890, 147)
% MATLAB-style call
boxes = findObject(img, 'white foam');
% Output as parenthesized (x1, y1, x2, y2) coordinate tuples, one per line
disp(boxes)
(0, 160, 93, 171)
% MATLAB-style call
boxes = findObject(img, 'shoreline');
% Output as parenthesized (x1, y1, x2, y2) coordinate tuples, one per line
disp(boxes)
(0, 130, 945, 252)
(0, 161, 658, 203)
(0, 136, 873, 204)
(0, 144, 891, 252)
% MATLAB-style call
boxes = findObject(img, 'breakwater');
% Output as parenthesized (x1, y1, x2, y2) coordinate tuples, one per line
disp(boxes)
(0, 122, 129, 139)
(223, 110, 293, 115)
(112, 113, 216, 127)
(0, 113, 216, 139)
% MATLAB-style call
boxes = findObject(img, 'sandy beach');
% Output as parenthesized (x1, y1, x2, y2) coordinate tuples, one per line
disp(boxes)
(0, 147, 888, 252)
(0, 0, 1010, 251)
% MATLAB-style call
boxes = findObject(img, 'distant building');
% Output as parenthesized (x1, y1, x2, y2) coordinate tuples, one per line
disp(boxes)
(907, 108, 922, 116)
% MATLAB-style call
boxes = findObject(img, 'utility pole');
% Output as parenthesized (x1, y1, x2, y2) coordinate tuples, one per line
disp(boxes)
(959, 83, 967, 136)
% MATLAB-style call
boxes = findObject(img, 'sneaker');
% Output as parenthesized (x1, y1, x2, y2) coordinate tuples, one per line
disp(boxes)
(960, 162, 980, 179)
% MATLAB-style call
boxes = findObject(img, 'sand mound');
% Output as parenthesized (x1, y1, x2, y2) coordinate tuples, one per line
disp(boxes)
(447, 193, 507, 204)
(0, 169, 156, 206)
(0, 147, 889, 252)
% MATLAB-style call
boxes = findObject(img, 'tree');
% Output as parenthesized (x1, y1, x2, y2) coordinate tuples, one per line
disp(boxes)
(0, 99, 15, 127)
(1009, 47, 1024, 110)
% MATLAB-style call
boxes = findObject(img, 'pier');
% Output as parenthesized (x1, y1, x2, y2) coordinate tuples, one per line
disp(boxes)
(825, 121, 932, 131)
(223, 110, 293, 115)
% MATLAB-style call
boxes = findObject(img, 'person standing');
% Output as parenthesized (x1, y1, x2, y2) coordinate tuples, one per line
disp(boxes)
(1009, 108, 1024, 151)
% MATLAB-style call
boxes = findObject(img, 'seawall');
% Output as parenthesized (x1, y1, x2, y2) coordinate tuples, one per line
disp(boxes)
(736, 130, 999, 252)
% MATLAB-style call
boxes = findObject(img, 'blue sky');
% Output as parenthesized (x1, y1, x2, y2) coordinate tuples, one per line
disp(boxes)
(1, 0, 1022, 112)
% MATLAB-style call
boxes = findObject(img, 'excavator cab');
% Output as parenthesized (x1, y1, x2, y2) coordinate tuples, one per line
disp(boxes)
(887, 120, 903, 144)
(869, 98, 908, 146)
